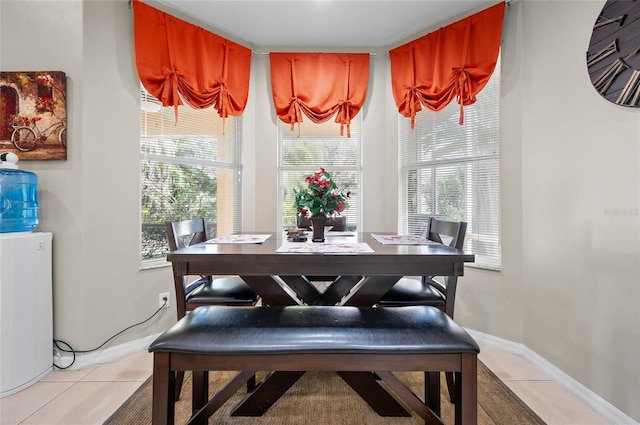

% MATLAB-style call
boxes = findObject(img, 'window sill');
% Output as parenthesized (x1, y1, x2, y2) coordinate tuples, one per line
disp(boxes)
(140, 259, 171, 271)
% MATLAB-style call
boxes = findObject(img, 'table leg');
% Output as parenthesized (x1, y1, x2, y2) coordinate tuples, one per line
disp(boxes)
(341, 275, 403, 306)
(338, 275, 411, 416)
(337, 372, 411, 417)
(279, 276, 321, 303)
(315, 275, 363, 305)
(233, 274, 409, 418)
(240, 276, 300, 306)
(230, 371, 305, 416)
(279, 275, 363, 305)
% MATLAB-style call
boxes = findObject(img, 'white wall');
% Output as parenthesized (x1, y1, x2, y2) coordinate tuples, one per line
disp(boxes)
(520, 1, 639, 418)
(1, 0, 638, 421)
(456, 1, 640, 421)
(1, 0, 175, 356)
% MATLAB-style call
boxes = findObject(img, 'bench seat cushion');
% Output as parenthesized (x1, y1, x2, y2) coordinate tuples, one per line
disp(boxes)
(149, 305, 479, 356)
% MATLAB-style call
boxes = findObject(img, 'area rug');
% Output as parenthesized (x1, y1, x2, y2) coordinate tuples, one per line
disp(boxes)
(105, 362, 545, 424)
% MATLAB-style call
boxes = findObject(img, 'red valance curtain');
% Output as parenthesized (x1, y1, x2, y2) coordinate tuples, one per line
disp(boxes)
(133, 0, 251, 122)
(390, 2, 505, 127)
(270, 53, 369, 137)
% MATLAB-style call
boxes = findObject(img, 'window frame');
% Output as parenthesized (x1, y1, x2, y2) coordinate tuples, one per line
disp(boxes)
(139, 87, 243, 269)
(277, 116, 363, 232)
(398, 57, 502, 271)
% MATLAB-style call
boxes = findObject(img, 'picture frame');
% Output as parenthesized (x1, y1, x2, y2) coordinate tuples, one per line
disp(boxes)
(0, 71, 67, 160)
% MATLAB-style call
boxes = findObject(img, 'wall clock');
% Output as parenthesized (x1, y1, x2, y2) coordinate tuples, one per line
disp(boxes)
(586, 0, 640, 107)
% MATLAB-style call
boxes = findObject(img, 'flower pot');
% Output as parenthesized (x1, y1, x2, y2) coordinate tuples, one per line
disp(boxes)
(310, 216, 327, 242)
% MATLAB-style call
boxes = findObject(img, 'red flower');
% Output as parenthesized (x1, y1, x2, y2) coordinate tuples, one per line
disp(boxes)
(293, 168, 350, 219)
(35, 97, 54, 113)
(37, 74, 53, 88)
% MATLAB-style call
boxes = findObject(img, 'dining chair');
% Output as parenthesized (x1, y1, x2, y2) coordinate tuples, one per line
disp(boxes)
(377, 217, 468, 402)
(165, 218, 260, 400)
(378, 218, 467, 315)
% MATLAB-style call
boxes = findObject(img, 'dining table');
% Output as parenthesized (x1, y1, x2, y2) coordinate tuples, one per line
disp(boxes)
(166, 230, 475, 417)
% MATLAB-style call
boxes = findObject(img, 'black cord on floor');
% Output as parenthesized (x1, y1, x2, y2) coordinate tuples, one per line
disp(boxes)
(52, 299, 168, 370)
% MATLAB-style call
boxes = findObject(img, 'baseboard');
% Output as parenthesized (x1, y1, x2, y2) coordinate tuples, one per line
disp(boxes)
(53, 333, 161, 371)
(466, 328, 639, 425)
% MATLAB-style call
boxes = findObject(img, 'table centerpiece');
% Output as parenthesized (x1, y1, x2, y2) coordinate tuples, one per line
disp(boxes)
(293, 168, 350, 242)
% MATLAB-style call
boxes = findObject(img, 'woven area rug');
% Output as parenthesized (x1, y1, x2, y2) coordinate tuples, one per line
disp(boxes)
(105, 362, 545, 424)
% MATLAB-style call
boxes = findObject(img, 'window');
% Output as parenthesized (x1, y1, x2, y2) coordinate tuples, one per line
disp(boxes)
(140, 87, 242, 267)
(278, 117, 362, 231)
(398, 57, 501, 270)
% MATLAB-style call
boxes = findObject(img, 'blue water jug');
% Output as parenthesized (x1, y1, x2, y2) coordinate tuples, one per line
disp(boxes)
(0, 152, 39, 233)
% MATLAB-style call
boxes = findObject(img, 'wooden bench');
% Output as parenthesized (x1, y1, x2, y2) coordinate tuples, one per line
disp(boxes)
(148, 305, 480, 425)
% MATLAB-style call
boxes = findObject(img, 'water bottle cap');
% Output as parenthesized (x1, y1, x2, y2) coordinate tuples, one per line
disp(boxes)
(0, 152, 19, 169)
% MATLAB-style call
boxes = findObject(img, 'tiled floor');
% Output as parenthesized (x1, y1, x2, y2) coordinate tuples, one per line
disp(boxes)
(0, 344, 610, 425)
(478, 346, 609, 425)
(0, 351, 151, 425)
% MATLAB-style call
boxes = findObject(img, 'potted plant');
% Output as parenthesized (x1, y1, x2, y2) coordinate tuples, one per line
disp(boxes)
(293, 168, 350, 241)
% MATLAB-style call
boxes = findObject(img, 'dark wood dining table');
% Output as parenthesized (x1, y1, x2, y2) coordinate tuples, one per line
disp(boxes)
(167, 231, 475, 417)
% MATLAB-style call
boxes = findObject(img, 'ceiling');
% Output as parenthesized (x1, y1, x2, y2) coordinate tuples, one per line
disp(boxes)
(154, 0, 490, 49)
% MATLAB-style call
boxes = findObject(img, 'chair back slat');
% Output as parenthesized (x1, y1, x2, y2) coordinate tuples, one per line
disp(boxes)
(428, 219, 467, 250)
(166, 218, 209, 251)
(424, 218, 468, 318)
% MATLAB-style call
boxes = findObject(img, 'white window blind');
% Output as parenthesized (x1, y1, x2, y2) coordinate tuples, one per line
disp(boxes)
(278, 117, 362, 231)
(398, 57, 501, 270)
(140, 87, 242, 267)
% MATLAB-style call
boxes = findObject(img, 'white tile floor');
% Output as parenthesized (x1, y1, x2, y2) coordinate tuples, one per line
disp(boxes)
(0, 345, 611, 425)
(478, 345, 610, 425)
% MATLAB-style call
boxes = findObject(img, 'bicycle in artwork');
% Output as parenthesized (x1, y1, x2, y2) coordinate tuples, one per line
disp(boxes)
(9, 115, 66, 152)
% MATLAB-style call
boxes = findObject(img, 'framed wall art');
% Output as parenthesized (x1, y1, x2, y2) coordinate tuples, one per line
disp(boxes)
(0, 71, 67, 160)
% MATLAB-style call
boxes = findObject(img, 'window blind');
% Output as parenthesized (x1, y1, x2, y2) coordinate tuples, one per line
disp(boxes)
(279, 117, 361, 230)
(140, 86, 242, 267)
(399, 57, 501, 270)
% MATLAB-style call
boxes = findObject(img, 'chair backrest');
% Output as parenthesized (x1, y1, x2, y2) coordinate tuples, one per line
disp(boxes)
(166, 218, 210, 252)
(166, 218, 212, 316)
(428, 219, 467, 250)
(424, 218, 467, 318)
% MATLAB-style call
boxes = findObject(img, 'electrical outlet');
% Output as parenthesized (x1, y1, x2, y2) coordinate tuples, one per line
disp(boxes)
(159, 292, 170, 309)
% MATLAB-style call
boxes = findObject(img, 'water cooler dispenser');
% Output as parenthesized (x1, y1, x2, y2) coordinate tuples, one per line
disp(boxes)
(0, 152, 53, 397)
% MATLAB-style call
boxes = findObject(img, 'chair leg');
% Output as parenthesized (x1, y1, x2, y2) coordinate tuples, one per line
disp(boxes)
(174, 371, 185, 402)
(445, 371, 456, 403)
(246, 373, 256, 392)
(192, 371, 209, 420)
(424, 371, 441, 416)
